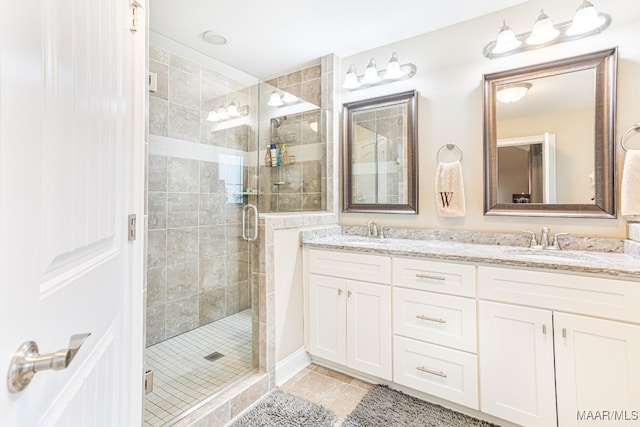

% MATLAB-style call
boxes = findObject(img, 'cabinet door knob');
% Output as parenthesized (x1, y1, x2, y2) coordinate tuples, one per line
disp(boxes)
(562, 327, 567, 338)
(337, 289, 343, 295)
(347, 290, 352, 297)
(542, 324, 547, 334)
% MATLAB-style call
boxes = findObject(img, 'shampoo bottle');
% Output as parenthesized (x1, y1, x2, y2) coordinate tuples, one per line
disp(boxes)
(265, 145, 272, 167)
(282, 144, 289, 165)
(270, 144, 278, 167)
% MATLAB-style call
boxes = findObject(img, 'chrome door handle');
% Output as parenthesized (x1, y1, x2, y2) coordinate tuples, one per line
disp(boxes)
(7, 333, 91, 393)
(242, 204, 259, 242)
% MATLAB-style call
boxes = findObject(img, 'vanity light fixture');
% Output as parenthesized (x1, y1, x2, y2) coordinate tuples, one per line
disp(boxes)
(206, 100, 249, 122)
(342, 52, 417, 91)
(496, 82, 532, 103)
(526, 10, 560, 45)
(483, 1, 610, 59)
(267, 90, 299, 107)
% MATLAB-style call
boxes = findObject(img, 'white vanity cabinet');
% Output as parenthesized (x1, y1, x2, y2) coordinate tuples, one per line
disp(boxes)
(392, 257, 479, 408)
(307, 249, 392, 380)
(479, 266, 640, 427)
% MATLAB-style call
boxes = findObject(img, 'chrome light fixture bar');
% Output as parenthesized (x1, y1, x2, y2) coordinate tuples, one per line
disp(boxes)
(342, 52, 417, 91)
(483, 1, 611, 59)
(206, 99, 249, 122)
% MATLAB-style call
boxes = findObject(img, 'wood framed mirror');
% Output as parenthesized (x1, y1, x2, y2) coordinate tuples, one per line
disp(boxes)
(483, 48, 617, 217)
(343, 90, 418, 214)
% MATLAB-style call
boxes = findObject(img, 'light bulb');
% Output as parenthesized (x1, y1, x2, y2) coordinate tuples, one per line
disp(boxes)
(342, 65, 361, 89)
(217, 105, 229, 120)
(383, 52, 405, 80)
(361, 59, 381, 85)
(206, 110, 219, 122)
(566, 0, 606, 36)
(227, 101, 240, 117)
(267, 90, 284, 107)
(281, 92, 298, 104)
(492, 21, 522, 54)
(526, 10, 560, 45)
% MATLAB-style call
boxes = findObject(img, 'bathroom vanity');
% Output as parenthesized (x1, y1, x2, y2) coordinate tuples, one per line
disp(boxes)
(302, 231, 640, 427)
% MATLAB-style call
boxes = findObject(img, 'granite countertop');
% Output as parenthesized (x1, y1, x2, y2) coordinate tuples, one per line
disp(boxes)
(302, 234, 640, 280)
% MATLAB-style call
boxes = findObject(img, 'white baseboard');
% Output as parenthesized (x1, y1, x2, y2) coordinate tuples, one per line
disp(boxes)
(275, 348, 311, 387)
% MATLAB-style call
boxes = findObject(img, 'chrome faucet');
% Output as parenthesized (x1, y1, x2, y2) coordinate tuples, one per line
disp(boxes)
(366, 221, 378, 238)
(365, 221, 390, 238)
(522, 228, 568, 250)
(540, 227, 550, 248)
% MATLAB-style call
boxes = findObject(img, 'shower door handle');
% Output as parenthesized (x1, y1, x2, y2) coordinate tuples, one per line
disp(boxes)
(242, 204, 258, 242)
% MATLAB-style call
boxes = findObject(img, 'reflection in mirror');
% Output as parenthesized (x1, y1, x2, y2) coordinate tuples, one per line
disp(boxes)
(343, 90, 418, 213)
(484, 48, 617, 217)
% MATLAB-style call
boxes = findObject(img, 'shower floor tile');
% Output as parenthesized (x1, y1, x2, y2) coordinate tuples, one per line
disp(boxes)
(144, 309, 253, 427)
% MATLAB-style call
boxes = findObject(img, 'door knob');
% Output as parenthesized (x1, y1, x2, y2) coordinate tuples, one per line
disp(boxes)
(7, 333, 91, 393)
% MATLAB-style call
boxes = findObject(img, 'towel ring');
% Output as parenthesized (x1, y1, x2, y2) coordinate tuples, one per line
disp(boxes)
(436, 143, 463, 163)
(621, 123, 640, 152)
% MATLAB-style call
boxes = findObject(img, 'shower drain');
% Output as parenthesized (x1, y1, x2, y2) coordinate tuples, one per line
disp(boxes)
(204, 351, 225, 362)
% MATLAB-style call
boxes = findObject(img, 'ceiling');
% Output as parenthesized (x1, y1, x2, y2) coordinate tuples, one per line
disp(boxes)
(149, 0, 528, 80)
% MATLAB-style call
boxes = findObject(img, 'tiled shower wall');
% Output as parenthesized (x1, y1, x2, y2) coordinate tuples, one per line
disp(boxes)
(146, 43, 254, 346)
(259, 66, 326, 212)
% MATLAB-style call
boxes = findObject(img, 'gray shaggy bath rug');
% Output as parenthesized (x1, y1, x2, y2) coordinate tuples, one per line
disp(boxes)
(228, 388, 337, 427)
(342, 385, 500, 427)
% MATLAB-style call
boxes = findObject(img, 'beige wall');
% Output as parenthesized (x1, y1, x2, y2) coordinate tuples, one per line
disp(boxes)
(339, 0, 640, 238)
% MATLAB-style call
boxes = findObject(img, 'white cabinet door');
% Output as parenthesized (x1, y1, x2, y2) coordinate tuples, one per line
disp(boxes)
(554, 313, 640, 427)
(347, 280, 392, 380)
(309, 274, 346, 364)
(479, 301, 557, 427)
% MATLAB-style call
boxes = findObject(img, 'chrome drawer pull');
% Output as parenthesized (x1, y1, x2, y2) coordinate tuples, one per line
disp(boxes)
(415, 273, 446, 281)
(416, 314, 447, 324)
(416, 366, 448, 378)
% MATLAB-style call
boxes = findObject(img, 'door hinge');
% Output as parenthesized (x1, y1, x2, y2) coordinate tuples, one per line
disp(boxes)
(129, 3, 138, 32)
(144, 370, 153, 394)
(128, 214, 136, 241)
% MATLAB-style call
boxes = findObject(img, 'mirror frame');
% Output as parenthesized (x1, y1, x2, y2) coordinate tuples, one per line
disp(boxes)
(483, 48, 617, 218)
(343, 90, 418, 214)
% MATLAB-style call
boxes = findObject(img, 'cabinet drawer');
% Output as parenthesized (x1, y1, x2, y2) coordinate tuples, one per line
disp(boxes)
(478, 266, 640, 324)
(394, 288, 476, 353)
(309, 249, 391, 284)
(393, 257, 476, 297)
(393, 336, 478, 409)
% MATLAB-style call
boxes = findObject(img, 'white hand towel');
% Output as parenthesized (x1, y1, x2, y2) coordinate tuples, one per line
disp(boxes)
(621, 149, 640, 221)
(435, 160, 466, 217)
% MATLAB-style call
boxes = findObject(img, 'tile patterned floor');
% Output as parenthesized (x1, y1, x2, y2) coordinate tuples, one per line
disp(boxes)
(144, 310, 254, 427)
(281, 364, 373, 422)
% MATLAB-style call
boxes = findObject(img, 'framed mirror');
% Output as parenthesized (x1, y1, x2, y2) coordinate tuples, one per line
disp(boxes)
(343, 90, 418, 214)
(483, 48, 617, 217)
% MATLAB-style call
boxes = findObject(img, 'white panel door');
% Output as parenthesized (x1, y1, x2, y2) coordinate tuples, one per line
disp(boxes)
(0, 1, 145, 426)
(347, 280, 391, 380)
(554, 313, 640, 427)
(479, 301, 557, 427)
(309, 274, 346, 364)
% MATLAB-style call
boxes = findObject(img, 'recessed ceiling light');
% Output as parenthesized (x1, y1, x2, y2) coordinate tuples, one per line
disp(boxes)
(202, 30, 229, 45)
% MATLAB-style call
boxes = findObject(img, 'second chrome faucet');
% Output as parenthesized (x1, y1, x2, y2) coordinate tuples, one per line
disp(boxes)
(523, 227, 568, 250)
(366, 221, 390, 239)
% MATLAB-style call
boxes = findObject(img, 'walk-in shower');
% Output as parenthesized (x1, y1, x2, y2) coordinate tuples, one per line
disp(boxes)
(144, 32, 326, 426)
